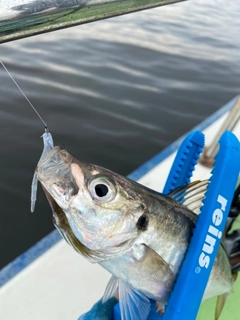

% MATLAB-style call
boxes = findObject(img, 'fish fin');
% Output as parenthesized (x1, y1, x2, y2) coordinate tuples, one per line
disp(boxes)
(156, 301, 165, 314)
(102, 276, 119, 303)
(79, 297, 117, 320)
(118, 279, 151, 320)
(215, 267, 239, 320)
(215, 293, 228, 320)
(168, 180, 209, 214)
(232, 272, 238, 282)
(140, 244, 174, 300)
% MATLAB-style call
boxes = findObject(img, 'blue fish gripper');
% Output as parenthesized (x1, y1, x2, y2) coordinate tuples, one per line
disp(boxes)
(113, 130, 240, 320)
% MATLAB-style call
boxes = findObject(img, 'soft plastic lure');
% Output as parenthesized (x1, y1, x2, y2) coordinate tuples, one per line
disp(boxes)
(31, 130, 54, 212)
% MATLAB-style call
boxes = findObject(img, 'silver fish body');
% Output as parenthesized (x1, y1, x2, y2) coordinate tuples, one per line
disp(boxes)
(37, 147, 233, 319)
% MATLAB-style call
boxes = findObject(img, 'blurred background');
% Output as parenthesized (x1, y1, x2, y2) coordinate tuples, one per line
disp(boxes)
(0, 0, 239, 270)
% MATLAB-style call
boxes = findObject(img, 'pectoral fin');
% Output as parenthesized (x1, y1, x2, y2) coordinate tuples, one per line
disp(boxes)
(103, 245, 174, 320)
(102, 276, 119, 303)
(103, 276, 151, 320)
(118, 279, 151, 320)
(78, 297, 117, 320)
(137, 244, 175, 301)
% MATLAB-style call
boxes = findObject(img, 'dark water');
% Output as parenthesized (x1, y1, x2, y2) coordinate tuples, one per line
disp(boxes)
(0, 0, 240, 270)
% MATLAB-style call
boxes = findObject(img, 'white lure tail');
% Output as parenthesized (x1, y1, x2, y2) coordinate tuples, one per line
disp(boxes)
(31, 131, 54, 212)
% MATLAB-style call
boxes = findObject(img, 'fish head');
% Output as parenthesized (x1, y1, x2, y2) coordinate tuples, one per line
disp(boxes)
(37, 147, 144, 253)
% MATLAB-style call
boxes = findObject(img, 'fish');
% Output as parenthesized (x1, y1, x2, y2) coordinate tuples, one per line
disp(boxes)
(36, 146, 233, 320)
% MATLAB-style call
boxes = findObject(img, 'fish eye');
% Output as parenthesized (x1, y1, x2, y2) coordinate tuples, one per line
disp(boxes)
(89, 177, 116, 203)
(95, 184, 108, 197)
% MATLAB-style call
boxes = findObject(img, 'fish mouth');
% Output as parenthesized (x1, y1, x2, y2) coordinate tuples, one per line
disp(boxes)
(36, 147, 79, 209)
(41, 184, 90, 256)
(41, 185, 67, 227)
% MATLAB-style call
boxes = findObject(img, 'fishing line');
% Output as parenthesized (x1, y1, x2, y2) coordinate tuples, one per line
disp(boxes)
(0, 60, 54, 212)
(0, 60, 48, 130)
